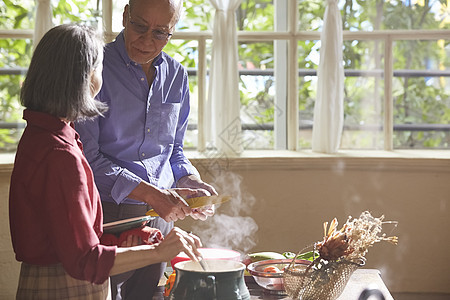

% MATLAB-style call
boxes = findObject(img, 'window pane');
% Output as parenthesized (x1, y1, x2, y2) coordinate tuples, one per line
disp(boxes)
(298, 0, 324, 31)
(0, 72, 25, 152)
(392, 39, 450, 149)
(179, 1, 214, 31)
(180, 0, 275, 32)
(380, 1, 447, 30)
(341, 40, 385, 150)
(0, 1, 97, 30)
(0, 1, 34, 30)
(112, 0, 127, 32)
(239, 42, 275, 149)
(238, 0, 274, 31)
(52, 0, 100, 27)
(164, 39, 203, 150)
(302, 1, 449, 32)
(298, 39, 387, 150)
(298, 40, 319, 149)
(0, 37, 32, 152)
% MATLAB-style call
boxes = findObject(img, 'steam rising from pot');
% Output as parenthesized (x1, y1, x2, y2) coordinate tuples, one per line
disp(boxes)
(191, 171, 258, 254)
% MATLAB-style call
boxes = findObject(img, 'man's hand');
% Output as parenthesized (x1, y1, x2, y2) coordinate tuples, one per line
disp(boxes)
(190, 206, 215, 221)
(128, 181, 214, 222)
(176, 174, 218, 196)
(149, 188, 194, 222)
(177, 175, 218, 221)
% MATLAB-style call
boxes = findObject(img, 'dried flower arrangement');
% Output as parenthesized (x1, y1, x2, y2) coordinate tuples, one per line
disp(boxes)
(283, 211, 398, 300)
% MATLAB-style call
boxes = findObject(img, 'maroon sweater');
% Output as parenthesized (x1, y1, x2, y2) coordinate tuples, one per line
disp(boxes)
(9, 110, 116, 284)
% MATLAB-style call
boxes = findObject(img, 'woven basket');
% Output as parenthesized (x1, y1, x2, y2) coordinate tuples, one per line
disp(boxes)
(283, 258, 365, 300)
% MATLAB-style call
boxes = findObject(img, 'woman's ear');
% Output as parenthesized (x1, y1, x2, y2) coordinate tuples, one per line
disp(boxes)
(89, 67, 103, 97)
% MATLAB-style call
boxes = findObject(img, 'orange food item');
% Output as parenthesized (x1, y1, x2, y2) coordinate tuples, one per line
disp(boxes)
(263, 266, 281, 273)
(163, 271, 176, 296)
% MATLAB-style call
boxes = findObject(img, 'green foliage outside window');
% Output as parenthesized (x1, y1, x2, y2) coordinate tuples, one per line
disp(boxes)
(1, 0, 449, 152)
(0, 0, 32, 151)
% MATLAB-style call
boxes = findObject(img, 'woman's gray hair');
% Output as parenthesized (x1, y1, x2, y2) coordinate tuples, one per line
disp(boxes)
(21, 24, 108, 122)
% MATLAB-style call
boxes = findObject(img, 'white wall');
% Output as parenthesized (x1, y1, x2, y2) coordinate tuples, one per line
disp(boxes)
(182, 153, 450, 294)
(0, 166, 21, 299)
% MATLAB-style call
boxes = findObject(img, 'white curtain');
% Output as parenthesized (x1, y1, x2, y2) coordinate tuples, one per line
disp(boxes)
(205, 0, 243, 156)
(312, 0, 344, 153)
(33, 0, 53, 50)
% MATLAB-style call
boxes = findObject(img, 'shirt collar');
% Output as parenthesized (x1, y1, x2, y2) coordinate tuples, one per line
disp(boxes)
(23, 109, 79, 146)
(115, 31, 164, 67)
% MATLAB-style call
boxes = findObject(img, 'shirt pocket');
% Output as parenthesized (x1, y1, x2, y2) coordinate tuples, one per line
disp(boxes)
(158, 103, 181, 144)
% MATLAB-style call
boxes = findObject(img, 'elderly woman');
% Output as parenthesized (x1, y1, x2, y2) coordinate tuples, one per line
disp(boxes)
(9, 24, 202, 299)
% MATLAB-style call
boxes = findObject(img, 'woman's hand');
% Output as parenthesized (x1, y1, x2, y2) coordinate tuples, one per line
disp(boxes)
(110, 227, 203, 276)
(154, 227, 203, 263)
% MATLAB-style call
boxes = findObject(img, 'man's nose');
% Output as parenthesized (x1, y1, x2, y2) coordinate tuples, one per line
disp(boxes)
(139, 31, 157, 45)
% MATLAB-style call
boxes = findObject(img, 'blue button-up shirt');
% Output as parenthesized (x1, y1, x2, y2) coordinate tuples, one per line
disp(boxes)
(76, 32, 199, 205)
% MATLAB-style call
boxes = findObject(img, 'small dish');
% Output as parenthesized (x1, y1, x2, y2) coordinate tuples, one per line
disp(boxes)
(246, 259, 310, 293)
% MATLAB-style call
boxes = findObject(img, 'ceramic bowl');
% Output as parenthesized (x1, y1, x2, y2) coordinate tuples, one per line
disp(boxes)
(246, 259, 310, 292)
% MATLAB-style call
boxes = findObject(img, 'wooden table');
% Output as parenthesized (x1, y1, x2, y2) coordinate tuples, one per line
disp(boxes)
(247, 269, 394, 300)
(160, 268, 393, 300)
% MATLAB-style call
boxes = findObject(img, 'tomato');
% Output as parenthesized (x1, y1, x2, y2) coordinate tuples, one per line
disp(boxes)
(263, 266, 281, 273)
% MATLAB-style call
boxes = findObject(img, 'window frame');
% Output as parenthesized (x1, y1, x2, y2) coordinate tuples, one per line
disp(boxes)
(1, 0, 450, 155)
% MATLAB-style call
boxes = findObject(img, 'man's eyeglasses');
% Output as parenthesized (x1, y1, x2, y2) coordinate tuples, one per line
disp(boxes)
(127, 11, 173, 41)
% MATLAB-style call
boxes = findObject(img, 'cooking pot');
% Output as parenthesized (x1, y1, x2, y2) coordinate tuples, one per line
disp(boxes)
(171, 248, 241, 268)
(169, 259, 250, 300)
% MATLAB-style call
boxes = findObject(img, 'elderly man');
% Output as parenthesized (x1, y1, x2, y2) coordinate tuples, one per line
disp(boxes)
(76, 0, 217, 299)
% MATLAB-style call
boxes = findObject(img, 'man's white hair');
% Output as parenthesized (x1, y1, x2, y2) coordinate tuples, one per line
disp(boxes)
(128, 0, 184, 23)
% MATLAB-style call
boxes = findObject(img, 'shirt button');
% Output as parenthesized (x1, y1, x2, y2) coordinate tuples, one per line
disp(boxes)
(147, 128, 150, 133)
(141, 77, 145, 81)
(141, 152, 146, 157)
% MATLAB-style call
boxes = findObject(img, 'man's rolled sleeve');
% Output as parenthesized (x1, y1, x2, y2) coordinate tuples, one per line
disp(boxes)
(172, 160, 200, 183)
(110, 168, 143, 204)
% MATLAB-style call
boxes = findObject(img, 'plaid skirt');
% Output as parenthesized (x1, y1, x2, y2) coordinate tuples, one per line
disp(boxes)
(16, 262, 111, 300)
